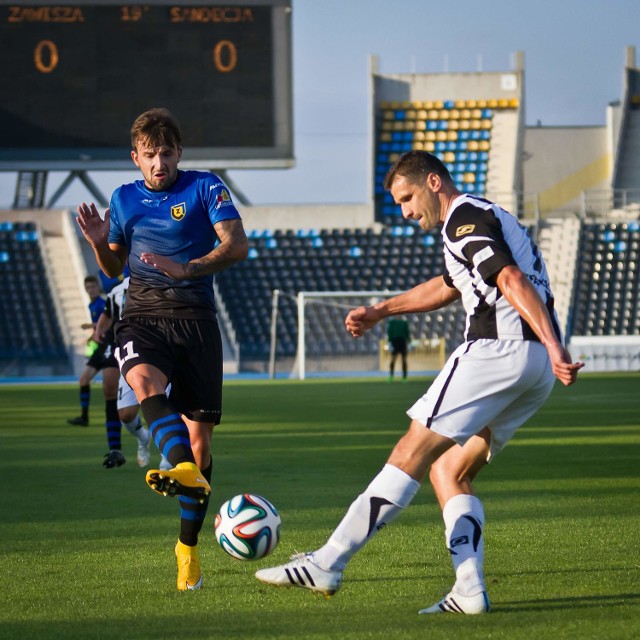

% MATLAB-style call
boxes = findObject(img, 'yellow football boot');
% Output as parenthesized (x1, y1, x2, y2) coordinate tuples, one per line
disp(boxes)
(145, 461, 211, 502)
(175, 540, 203, 591)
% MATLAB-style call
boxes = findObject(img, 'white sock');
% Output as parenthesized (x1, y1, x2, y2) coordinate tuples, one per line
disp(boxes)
(312, 464, 420, 572)
(442, 494, 486, 596)
(123, 416, 149, 444)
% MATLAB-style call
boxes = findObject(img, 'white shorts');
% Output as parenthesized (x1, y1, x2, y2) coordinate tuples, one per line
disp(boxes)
(407, 339, 555, 459)
(117, 374, 138, 411)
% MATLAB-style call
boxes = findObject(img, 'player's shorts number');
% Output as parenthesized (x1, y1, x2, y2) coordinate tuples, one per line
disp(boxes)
(114, 340, 140, 368)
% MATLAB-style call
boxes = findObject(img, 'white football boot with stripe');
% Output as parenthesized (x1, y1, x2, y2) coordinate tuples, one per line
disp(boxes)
(255, 553, 342, 596)
(419, 589, 490, 615)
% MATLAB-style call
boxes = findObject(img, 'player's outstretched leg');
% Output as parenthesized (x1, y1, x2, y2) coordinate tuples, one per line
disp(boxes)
(257, 464, 419, 597)
(255, 553, 343, 597)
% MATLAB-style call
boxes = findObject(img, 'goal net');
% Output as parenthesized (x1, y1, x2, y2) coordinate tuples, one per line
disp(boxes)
(269, 290, 459, 379)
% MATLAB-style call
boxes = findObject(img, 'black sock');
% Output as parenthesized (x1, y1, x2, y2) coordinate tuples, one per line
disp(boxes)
(179, 456, 213, 546)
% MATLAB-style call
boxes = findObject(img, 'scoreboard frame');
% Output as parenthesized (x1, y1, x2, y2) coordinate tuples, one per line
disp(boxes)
(0, 0, 293, 170)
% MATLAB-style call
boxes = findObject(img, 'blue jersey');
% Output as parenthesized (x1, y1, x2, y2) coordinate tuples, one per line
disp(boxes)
(108, 170, 241, 319)
(88, 296, 106, 324)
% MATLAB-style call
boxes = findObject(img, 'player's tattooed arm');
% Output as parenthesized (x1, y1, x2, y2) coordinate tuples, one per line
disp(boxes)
(140, 218, 249, 279)
(187, 218, 249, 277)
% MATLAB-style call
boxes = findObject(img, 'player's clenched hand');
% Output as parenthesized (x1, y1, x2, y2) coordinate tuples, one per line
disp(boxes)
(140, 252, 187, 279)
(345, 306, 382, 337)
(547, 342, 584, 386)
(76, 203, 110, 248)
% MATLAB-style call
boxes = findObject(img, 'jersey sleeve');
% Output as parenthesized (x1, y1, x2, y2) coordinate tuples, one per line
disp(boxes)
(107, 188, 126, 246)
(201, 174, 242, 225)
(445, 203, 516, 285)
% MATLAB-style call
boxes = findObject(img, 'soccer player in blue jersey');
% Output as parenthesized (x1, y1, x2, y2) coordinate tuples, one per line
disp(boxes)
(76, 108, 248, 591)
(256, 151, 584, 614)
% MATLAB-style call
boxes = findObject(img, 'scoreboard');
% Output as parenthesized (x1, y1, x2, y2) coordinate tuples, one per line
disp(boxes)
(0, 1, 293, 169)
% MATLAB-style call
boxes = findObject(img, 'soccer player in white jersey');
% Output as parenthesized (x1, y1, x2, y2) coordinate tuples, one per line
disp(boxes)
(255, 150, 584, 614)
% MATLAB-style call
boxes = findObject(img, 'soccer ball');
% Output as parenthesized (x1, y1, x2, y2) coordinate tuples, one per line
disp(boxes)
(214, 494, 281, 560)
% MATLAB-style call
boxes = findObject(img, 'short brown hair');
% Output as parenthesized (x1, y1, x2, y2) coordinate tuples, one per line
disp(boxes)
(130, 108, 182, 151)
(383, 150, 452, 190)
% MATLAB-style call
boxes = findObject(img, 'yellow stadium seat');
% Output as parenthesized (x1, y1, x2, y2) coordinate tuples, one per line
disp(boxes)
(426, 131, 437, 141)
(467, 99, 478, 108)
(487, 99, 498, 108)
(480, 119, 492, 130)
(414, 131, 426, 141)
(380, 132, 392, 142)
(470, 120, 481, 129)
(428, 109, 439, 119)
(406, 110, 417, 119)
(413, 141, 424, 150)
(449, 109, 460, 119)
(461, 109, 471, 119)
(423, 101, 434, 110)
(471, 109, 482, 119)
(439, 110, 450, 120)
(425, 141, 435, 152)
(433, 100, 444, 109)
(379, 101, 391, 109)
(447, 130, 458, 141)
(436, 131, 447, 141)
(509, 98, 519, 108)
(476, 100, 487, 108)
(393, 121, 404, 130)
(479, 140, 490, 151)
(459, 120, 470, 130)
(444, 152, 456, 163)
(389, 153, 401, 162)
(417, 109, 428, 119)
(448, 120, 460, 130)
(383, 111, 395, 120)
(455, 100, 466, 109)
(463, 172, 476, 183)
(498, 98, 509, 108)
(405, 121, 416, 130)
(401, 101, 413, 109)
(467, 140, 479, 151)
(382, 122, 394, 131)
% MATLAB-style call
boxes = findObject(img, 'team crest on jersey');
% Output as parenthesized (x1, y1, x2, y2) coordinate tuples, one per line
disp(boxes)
(216, 189, 232, 206)
(171, 202, 186, 221)
(456, 224, 475, 237)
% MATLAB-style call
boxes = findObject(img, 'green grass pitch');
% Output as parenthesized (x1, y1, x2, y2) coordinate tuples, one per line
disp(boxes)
(1, 374, 639, 639)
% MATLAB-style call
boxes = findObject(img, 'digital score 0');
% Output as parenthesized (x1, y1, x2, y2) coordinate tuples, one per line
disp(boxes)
(0, 2, 293, 169)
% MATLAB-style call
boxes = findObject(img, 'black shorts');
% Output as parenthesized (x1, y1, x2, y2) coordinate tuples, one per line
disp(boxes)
(114, 316, 223, 424)
(86, 342, 118, 370)
(389, 338, 408, 356)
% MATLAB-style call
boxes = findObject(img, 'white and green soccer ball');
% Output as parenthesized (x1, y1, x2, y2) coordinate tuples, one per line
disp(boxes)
(214, 494, 281, 560)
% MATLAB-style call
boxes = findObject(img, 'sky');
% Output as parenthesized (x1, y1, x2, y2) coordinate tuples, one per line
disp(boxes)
(1, 0, 639, 209)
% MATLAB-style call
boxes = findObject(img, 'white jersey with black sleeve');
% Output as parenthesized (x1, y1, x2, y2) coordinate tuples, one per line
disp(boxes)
(441, 194, 562, 343)
(104, 277, 130, 322)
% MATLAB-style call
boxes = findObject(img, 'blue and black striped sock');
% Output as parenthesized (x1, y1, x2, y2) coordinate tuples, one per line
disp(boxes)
(140, 394, 195, 466)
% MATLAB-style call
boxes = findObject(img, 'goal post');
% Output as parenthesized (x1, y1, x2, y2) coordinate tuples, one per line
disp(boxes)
(268, 290, 448, 380)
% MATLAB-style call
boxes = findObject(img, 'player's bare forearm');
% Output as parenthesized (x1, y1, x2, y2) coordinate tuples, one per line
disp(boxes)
(188, 219, 248, 277)
(374, 276, 460, 316)
(496, 265, 583, 384)
(345, 275, 459, 337)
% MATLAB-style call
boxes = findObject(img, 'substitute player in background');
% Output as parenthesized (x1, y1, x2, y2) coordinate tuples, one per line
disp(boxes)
(76, 108, 248, 591)
(256, 150, 583, 614)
